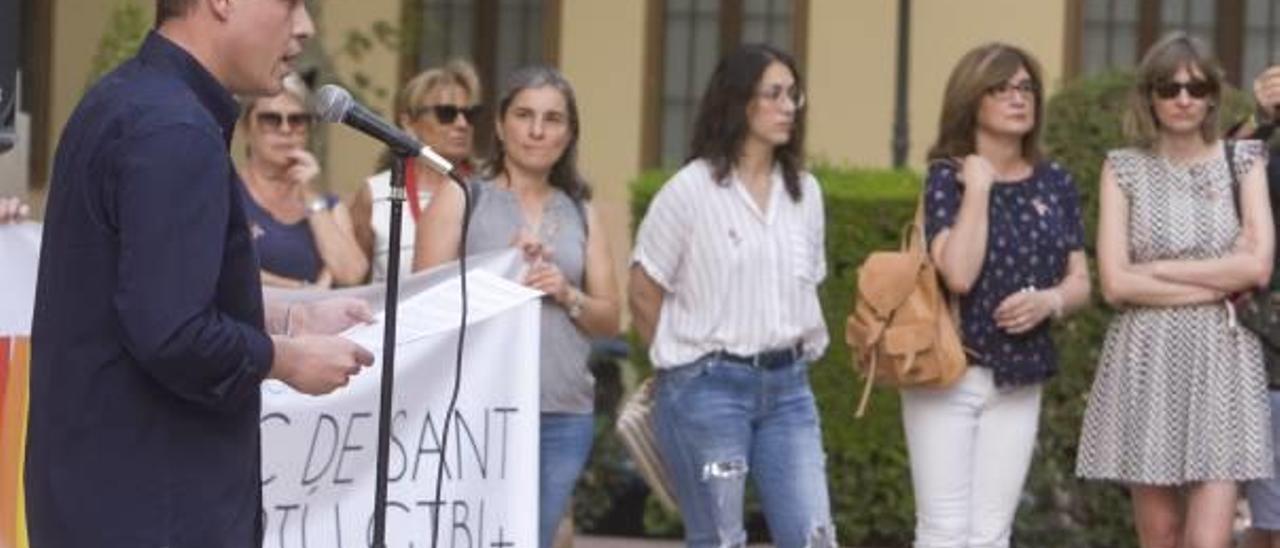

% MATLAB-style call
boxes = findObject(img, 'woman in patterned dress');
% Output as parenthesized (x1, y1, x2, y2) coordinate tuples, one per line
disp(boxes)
(1076, 32, 1275, 548)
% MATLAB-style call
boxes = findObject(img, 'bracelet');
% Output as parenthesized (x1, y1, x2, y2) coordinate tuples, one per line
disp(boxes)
(566, 287, 585, 319)
(305, 197, 330, 217)
(1047, 289, 1064, 320)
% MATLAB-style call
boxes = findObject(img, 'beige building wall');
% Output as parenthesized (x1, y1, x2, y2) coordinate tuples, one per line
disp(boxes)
(908, 0, 1068, 167)
(44, 1, 389, 196)
(44, 0, 141, 201)
(806, 0, 897, 169)
(558, 0, 648, 297)
(38, 1, 1077, 225)
(318, 0, 402, 195)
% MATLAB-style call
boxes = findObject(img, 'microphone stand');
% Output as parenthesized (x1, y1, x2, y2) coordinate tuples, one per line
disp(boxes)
(372, 153, 411, 548)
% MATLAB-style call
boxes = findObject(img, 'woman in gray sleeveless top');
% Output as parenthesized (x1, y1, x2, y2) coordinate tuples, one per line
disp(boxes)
(413, 66, 621, 548)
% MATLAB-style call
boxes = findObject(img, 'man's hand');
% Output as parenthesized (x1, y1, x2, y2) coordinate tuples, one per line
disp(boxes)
(291, 297, 374, 336)
(0, 197, 30, 224)
(269, 335, 374, 395)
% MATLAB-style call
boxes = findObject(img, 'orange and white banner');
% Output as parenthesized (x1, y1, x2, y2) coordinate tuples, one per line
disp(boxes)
(0, 222, 39, 548)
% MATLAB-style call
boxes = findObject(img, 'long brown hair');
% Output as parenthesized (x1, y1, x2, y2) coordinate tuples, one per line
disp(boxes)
(1123, 32, 1224, 149)
(926, 43, 1045, 163)
(688, 44, 807, 202)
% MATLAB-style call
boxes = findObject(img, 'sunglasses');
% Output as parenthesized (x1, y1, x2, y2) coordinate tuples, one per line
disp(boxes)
(1152, 79, 1216, 100)
(255, 111, 313, 132)
(411, 104, 484, 124)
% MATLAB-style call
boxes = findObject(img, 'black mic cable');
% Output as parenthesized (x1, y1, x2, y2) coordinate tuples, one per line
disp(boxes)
(429, 169, 472, 548)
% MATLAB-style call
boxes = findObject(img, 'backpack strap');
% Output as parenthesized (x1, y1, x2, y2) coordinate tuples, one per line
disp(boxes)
(1226, 139, 1240, 211)
(855, 353, 878, 418)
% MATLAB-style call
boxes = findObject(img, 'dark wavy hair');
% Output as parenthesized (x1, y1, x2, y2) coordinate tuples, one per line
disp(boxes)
(688, 44, 806, 202)
(485, 65, 591, 202)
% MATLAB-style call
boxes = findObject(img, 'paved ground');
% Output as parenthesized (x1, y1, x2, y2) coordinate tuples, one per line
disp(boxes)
(574, 536, 774, 548)
(574, 536, 682, 548)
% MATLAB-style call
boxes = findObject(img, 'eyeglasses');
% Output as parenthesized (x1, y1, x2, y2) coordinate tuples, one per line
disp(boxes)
(410, 104, 484, 124)
(756, 85, 806, 109)
(1151, 79, 1216, 100)
(254, 111, 313, 133)
(986, 80, 1039, 101)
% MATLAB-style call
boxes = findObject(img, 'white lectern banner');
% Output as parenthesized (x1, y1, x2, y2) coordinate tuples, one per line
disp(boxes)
(261, 250, 542, 548)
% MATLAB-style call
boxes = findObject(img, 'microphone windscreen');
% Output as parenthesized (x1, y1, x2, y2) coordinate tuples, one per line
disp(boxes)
(312, 85, 353, 123)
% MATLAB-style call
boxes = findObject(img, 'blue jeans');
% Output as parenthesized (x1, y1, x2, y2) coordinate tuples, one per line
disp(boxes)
(539, 412, 594, 548)
(653, 356, 837, 548)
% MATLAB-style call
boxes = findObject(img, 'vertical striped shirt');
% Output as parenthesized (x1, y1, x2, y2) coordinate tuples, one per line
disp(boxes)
(632, 158, 829, 369)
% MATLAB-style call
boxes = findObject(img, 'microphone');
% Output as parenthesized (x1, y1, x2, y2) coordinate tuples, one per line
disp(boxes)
(312, 84, 455, 176)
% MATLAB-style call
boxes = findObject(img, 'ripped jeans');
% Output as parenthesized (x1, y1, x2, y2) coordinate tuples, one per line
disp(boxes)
(653, 355, 837, 548)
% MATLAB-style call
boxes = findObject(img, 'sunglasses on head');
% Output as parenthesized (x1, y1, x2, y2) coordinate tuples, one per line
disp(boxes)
(1152, 79, 1216, 100)
(411, 104, 484, 124)
(255, 111, 313, 132)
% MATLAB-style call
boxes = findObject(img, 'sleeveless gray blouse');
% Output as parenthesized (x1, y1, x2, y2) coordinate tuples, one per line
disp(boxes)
(465, 178, 593, 414)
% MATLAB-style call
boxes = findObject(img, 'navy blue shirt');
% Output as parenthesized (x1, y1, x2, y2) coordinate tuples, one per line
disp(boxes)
(923, 160, 1085, 386)
(26, 32, 273, 547)
(243, 193, 337, 283)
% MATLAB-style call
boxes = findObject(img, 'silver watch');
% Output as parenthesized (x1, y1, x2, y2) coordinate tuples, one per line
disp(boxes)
(567, 288, 584, 319)
(306, 197, 329, 216)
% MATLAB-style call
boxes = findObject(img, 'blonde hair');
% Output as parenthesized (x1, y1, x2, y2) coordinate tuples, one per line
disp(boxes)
(240, 73, 310, 123)
(395, 59, 482, 121)
(1123, 32, 1224, 148)
(926, 43, 1045, 163)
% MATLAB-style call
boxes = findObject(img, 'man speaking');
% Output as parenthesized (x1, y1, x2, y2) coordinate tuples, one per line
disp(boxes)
(24, 1, 374, 546)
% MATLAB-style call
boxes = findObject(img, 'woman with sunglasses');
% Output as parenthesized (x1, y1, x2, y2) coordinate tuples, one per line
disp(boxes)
(238, 73, 368, 289)
(413, 65, 620, 548)
(628, 44, 837, 548)
(1077, 32, 1274, 547)
(350, 60, 483, 282)
(908, 43, 1090, 548)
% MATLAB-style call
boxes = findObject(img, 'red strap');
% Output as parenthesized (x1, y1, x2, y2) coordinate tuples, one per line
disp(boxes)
(404, 157, 423, 221)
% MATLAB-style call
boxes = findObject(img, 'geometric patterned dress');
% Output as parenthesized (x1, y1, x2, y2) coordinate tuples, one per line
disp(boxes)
(1076, 141, 1273, 484)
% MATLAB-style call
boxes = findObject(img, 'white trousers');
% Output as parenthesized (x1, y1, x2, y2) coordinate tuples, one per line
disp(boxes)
(901, 367, 1043, 548)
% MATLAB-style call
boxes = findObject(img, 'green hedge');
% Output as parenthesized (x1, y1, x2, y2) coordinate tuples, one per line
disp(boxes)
(615, 161, 1113, 547)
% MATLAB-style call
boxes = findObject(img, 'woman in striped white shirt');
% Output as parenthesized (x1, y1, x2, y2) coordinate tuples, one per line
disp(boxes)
(629, 44, 835, 548)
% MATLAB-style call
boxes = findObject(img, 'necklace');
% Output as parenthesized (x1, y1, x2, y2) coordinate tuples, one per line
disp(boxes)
(501, 174, 559, 241)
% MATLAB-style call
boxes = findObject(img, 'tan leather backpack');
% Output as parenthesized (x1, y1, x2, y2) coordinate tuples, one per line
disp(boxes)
(845, 197, 967, 417)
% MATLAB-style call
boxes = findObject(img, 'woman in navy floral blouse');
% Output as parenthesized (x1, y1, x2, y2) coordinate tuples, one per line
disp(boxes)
(904, 43, 1092, 548)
